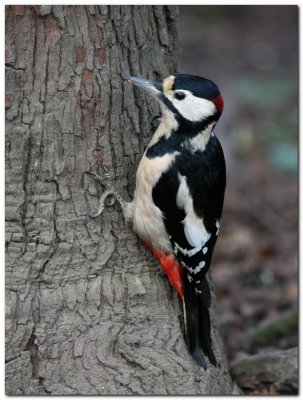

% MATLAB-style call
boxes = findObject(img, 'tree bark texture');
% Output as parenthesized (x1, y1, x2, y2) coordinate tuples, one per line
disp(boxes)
(5, 5, 232, 395)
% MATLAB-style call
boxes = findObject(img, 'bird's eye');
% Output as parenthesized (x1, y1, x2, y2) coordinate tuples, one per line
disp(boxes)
(174, 91, 186, 100)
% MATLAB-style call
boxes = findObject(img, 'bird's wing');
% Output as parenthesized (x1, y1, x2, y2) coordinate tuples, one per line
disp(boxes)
(152, 134, 225, 368)
(153, 138, 225, 369)
(152, 134, 226, 278)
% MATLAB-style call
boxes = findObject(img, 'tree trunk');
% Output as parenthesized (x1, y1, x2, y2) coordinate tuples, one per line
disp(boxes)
(5, 5, 232, 395)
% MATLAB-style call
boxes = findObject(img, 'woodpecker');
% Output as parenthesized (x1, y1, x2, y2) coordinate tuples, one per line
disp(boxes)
(85, 73, 226, 370)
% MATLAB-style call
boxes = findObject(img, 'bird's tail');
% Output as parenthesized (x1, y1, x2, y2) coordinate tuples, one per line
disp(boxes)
(183, 276, 216, 370)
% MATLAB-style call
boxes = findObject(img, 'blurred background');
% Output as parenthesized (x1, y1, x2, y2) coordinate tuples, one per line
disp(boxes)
(179, 5, 298, 394)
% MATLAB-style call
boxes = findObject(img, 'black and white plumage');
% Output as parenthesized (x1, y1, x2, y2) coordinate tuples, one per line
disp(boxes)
(149, 117, 225, 368)
(127, 73, 226, 369)
(86, 73, 226, 369)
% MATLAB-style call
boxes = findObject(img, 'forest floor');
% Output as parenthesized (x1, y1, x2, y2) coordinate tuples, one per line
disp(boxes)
(180, 6, 298, 394)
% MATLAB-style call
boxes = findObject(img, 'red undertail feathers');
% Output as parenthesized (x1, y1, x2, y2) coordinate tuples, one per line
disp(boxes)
(142, 241, 184, 301)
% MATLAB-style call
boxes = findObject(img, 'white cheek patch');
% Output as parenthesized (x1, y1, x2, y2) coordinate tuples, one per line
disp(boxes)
(165, 90, 216, 122)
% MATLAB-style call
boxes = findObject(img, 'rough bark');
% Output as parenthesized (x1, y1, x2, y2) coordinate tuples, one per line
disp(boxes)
(5, 5, 232, 395)
(231, 348, 298, 394)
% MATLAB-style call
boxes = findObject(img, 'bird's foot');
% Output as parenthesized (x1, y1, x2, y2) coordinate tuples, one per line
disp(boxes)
(85, 165, 124, 218)
(84, 165, 133, 222)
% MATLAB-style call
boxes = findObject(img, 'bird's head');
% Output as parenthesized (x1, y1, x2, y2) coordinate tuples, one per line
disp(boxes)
(123, 73, 223, 127)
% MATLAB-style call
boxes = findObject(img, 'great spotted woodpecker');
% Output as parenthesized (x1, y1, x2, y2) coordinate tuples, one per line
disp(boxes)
(85, 73, 226, 370)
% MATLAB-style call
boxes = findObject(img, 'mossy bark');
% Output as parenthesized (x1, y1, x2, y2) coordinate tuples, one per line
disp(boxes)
(5, 5, 232, 395)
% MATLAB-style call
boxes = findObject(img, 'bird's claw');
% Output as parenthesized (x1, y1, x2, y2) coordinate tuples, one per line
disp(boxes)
(84, 169, 111, 188)
(84, 168, 118, 218)
(105, 196, 116, 207)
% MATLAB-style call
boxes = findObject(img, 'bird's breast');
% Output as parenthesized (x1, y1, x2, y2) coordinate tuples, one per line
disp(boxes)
(132, 151, 178, 252)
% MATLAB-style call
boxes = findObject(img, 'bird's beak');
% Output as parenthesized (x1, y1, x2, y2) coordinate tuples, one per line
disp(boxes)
(122, 75, 163, 97)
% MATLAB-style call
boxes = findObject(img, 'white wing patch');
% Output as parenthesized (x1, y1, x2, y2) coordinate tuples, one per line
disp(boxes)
(184, 221, 210, 248)
(176, 173, 211, 250)
(174, 241, 208, 258)
(194, 261, 206, 274)
(181, 260, 206, 275)
(215, 219, 221, 236)
(187, 245, 202, 257)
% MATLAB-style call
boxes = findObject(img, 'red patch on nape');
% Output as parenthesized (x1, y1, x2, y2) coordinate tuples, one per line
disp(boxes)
(211, 95, 224, 114)
(141, 241, 184, 301)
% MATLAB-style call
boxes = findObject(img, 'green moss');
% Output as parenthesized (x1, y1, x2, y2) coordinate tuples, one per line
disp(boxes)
(249, 308, 298, 346)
